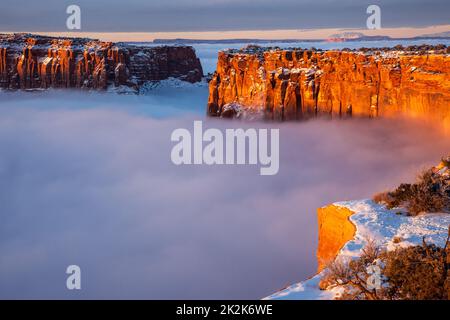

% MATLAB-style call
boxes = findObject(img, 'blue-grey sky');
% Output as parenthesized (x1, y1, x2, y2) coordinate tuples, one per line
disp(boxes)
(0, 0, 449, 32)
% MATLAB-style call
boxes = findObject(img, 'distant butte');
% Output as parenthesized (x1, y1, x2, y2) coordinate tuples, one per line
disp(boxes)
(0, 33, 203, 91)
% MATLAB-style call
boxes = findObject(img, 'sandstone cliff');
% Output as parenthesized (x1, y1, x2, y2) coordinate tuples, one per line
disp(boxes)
(0, 34, 203, 90)
(316, 205, 356, 273)
(208, 45, 450, 124)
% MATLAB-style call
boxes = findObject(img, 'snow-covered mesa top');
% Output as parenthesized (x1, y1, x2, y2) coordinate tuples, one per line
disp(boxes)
(266, 199, 450, 300)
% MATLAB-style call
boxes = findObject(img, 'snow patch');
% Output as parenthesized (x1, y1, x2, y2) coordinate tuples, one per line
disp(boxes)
(265, 272, 343, 300)
(138, 77, 208, 93)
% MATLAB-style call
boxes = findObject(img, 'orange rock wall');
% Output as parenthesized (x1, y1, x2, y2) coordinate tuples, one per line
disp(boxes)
(316, 205, 356, 273)
(208, 49, 450, 124)
(0, 34, 203, 90)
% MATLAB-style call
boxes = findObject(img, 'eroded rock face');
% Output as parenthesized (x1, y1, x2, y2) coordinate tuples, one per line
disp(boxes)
(316, 205, 356, 273)
(207, 46, 450, 124)
(0, 33, 203, 90)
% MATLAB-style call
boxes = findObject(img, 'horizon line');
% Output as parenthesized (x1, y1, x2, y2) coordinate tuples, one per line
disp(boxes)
(1, 25, 450, 42)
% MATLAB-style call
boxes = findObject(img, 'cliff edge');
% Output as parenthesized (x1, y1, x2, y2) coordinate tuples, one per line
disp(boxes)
(316, 205, 355, 273)
(208, 45, 450, 126)
(0, 33, 203, 90)
(266, 200, 450, 300)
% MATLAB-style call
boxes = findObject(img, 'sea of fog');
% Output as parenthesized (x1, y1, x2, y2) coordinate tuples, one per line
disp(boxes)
(1, 40, 450, 299)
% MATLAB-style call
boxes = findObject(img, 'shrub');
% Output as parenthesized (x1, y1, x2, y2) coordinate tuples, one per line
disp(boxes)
(392, 237, 402, 244)
(442, 156, 450, 168)
(321, 232, 450, 300)
(372, 191, 392, 205)
(321, 239, 384, 300)
(407, 170, 447, 215)
(373, 164, 450, 216)
(382, 241, 447, 299)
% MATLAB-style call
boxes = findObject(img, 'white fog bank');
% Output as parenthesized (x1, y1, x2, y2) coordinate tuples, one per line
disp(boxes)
(0, 92, 449, 299)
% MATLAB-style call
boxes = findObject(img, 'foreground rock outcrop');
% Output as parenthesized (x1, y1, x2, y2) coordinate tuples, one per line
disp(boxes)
(316, 205, 356, 273)
(266, 200, 450, 300)
(267, 159, 450, 300)
(0, 33, 203, 90)
(208, 45, 450, 124)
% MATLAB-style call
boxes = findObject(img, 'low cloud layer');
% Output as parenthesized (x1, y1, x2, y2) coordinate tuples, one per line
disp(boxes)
(0, 92, 449, 299)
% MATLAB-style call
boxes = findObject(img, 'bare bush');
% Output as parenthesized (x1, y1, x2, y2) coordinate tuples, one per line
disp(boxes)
(372, 191, 392, 205)
(321, 239, 384, 300)
(373, 162, 450, 216)
(407, 170, 447, 215)
(382, 240, 447, 299)
(321, 231, 450, 300)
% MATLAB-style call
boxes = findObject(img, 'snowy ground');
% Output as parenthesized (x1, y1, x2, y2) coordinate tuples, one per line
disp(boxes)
(267, 200, 450, 300)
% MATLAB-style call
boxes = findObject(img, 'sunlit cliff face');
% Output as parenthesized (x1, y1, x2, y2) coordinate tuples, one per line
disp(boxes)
(0, 34, 203, 90)
(207, 48, 450, 129)
(0, 91, 449, 299)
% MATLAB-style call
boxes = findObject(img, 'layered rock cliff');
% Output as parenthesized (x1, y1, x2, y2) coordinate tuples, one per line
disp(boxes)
(208, 45, 450, 124)
(0, 33, 203, 90)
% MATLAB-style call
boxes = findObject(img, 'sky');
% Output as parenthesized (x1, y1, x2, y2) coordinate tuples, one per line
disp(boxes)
(1, 0, 449, 40)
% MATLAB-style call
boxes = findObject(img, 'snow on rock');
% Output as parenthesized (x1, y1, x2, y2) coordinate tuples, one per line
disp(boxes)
(336, 200, 450, 255)
(267, 199, 450, 300)
(106, 77, 208, 95)
(107, 85, 138, 95)
(138, 77, 208, 93)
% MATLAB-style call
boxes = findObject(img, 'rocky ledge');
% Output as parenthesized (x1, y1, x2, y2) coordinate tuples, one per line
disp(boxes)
(266, 200, 450, 300)
(207, 45, 450, 125)
(0, 33, 203, 90)
(267, 159, 450, 300)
